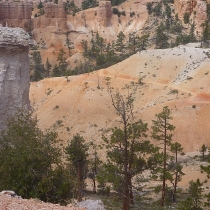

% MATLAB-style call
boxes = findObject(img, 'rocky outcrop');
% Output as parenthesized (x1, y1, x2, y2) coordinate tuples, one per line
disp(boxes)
(174, 0, 207, 33)
(44, 2, 67, 18)
(33, 2, 67, 30)
(194, 0, 207, 33)
(0, 26, 31, 131)
(97, 1, 112, 27)
(0, 1, 32, 30)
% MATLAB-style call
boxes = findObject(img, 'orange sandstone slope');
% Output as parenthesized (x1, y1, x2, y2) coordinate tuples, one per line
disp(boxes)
(30, 44, 210, 153)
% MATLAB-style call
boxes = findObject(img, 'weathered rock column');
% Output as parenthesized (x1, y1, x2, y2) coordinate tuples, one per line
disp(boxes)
(0, 26, 30, 130)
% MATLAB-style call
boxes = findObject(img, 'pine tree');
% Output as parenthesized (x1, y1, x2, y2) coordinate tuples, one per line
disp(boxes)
(152, 106, 175, 206)
(115, 31, 126, 54)
(65, 134, 88, 201)
(102, 83, 157, 210)
(32, 51, 45, 81)
(65, 32, 74, 55)
(56, 48, 68, 76)
(170, 142, 185, 202)
(0, 110, 73, 204)
(178, 179, 203, 210)
(45, 58, 52, 77)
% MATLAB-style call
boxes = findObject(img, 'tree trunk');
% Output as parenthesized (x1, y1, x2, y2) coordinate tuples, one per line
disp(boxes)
(93, 178, 96, 194)
(173, 150, 178, 203)
(161, 119, 167, 207)
(78, 164, 82, 202)
(123, 119, 130, 210)
(173, 172, 178, 203)
(128, 175, 134, 205)
(123, 176, 130, 210)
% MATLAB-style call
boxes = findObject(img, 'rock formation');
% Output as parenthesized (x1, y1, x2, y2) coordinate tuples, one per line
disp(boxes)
(44, 2, 67, 18)
(33, 2, 67, 30)
(97, 1, 112, 27)
(0, 1, 32, 30)
(0, 26, 31, 131)
(194, 0, 208, 33)
(174, 0, 207, 33)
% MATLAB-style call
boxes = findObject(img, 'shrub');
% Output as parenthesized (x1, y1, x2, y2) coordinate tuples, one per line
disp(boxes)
(130, 11, 135, 17)
(0, 110, 74, 204)
(121, 11, 126, 16)
(146, 2, 153, 15)
(184, 12, 190, 24)
(112, 7, 119, 15)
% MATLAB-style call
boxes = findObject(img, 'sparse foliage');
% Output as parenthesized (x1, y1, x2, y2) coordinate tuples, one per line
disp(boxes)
(151, 106, 175, 206)
(65, 134, 88, 201)
(102, 83, 157, 210)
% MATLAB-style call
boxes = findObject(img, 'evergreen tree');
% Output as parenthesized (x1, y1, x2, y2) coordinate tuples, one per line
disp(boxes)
(183, 12, 190, 24)
(102, 83, 157, 210)
(201, 21, 210, 46)
(115, 31, 126, 54)
(170, 142, 185, 202)
(45, 58, 52, 77)
(88, 143, 102, 193)
(200, 144, 208, 161)
(178, 179, 203, 210)
(32, 51, 45, 81)
(56, 48, 68, 76)
(0, 110, 73, 204)
(65, 32, 74, 55)
(156, 23, 168, 49)
(81, 39, 89, 57)
(65, 134, 88, 201)
(82, 0, 98, 10)
(146, 2, 153, 15)
(151, 106, 175, 206)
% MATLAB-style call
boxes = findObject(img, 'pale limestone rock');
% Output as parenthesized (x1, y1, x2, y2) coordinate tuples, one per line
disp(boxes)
(0, 26, 30, 130)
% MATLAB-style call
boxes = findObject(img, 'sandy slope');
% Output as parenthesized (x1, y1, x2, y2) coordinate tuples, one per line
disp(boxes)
(30, 44, 210, 154)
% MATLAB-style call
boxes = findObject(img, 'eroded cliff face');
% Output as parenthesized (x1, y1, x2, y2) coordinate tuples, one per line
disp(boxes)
(0, 26, 31, 130)
(174, 0, 207, 33)
(33, 2, 67, 30)
(0, 1, 32, 31)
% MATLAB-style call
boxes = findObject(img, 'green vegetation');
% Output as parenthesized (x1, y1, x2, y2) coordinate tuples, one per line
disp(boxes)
(52, 49, 68, 77)
(82, 0, 98, 10)
(100, 83, 157, 210)
(111, 0, 126, 6)
(65, 0, 80, 15)
(0, 110, 74, 205)
(31, 52, 46, 81)
(183, 12, 190, 24)
(151, 106, 176, 206)
(178, 179, 203, 210)
(65, 134, 88, 201)
(1, 85, 210, 209)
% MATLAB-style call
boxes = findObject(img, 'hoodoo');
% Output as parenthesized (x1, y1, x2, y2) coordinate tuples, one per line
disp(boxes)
(0, 26, 31, 130)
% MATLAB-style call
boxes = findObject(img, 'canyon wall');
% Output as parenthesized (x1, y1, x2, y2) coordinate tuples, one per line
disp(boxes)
(33, 2, 67, 30)
(0, 26, 31, 130)
(174, 0, 207, 33)
(0, 1, 32, 30)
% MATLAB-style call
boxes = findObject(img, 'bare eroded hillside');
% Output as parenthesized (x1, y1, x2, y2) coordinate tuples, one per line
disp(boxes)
(30, 44, 210, 153)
